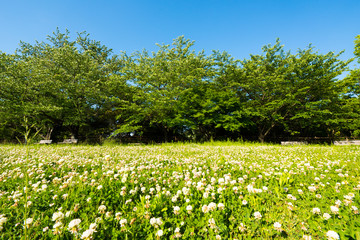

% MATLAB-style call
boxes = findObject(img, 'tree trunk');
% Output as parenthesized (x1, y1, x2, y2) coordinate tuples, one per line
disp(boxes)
(258, 132, 265, 143)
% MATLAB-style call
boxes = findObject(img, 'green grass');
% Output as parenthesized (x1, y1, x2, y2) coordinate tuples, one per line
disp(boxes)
(0, 143, 359, 239)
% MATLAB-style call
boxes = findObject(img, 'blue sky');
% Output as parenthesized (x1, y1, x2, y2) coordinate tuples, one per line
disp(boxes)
(1, 0, 359, 70)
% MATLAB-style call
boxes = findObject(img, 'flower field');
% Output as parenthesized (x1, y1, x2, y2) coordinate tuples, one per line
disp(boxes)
(0, 143, 359, 239)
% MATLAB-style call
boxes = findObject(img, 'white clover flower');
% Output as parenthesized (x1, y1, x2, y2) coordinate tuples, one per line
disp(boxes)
(351, 206, 358, 213)
(156, 229, 163, 237)
(68, 219, 81, 233)
(98, 205, 106, 213)
(81, 229, 95, 240)
(150, 218, 157, 226)
(52, 212, 64, 222)
(186, 205, 193, 213)
(208, 202, 217, 211)
(173, 206, 180, 215)
(174, 227, 182, 238)
(273, 222, 282, 231)
(303, 235, 312, 240)
(247, 184, 256, 193)
(120, 218, 127, 227)
(202, 205, 209, 213)
(312, 208, 321, 214)
(326, 230, 340, 240)
(330, 206, 339, 214)
(323, 213, 331, 220)
(89, 223, 97, 230)
(208, 218, 216, 229)
(254, 211, 262, 220)
(0, 216, 7, 225)
(238, 223, 246, 232)
(216, 235, 221, 240)
(24, 218, 33, 227)
(218, 203, 225, 210)
(242, 200, 248, 205)
(53, 221, 63, 235)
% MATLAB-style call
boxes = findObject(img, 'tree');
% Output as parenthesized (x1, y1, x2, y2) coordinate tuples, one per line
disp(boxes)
(229, 40, 349, 142)
(114, 36, 215, 141)
(341, 35, 360, 137)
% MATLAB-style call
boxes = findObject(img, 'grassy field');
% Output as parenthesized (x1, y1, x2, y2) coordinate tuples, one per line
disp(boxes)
(0, 143, 359, 239)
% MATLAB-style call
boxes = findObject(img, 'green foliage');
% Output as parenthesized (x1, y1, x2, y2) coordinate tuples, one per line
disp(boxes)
(0, 144, 359, 239)
(0, 30, 359, 143)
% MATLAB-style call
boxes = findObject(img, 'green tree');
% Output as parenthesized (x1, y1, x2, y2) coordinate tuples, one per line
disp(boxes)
(114, 36, 215, 141)
(341, 35, 360, 137)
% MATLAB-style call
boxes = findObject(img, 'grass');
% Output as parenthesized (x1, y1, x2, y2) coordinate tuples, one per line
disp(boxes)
(0, 142, 359, 239)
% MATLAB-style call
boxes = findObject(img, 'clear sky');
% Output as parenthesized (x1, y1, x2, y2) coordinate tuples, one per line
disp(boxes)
(1, 0, 359, 70)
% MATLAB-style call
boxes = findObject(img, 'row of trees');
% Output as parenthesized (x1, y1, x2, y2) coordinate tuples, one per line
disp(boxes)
(1, 30, 359, 143)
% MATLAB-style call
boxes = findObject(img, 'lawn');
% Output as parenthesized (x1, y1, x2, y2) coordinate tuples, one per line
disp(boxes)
(0, 143, 359, 239)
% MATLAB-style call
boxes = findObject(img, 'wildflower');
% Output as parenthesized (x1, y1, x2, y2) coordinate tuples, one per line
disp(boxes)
(323, 213, 331, 220)
(173, 206, 180, 215)
(254, 211, 262, 220)
(24, 218, 33, 228)
(156, 229, 163, 237)
(81, 229, 95, 240)
(303, 235, 312, 240)
(312, 208, 321, 214)
(105, 211, 112, 218)
(242, 200, 248, 205)
(68, 219, 81, 234)
(326, 230, 340, 240)
(202, 205, 209, 213)
(308, 186, 316, 192)
(89, 223, 97, 230)
(238, 223, 246, 232)
(65, 211, 72, 218)
(218, 203, 225, 210)
(208, 218, 216, 229)
(216, 235, 221, 240)
(330, 206, 339, 214)
(335, 200, 342, 206)
(273, 222, 282, 232)
(351, 206, 359, 214)
(53, 222, 63, 235)
(208, 202, 217, 211)
(0, 216, 7, 229)
(120, 218, 127, 227)
(98, 205, 106, 214)
(52, 212, 64, 222)
(174, 227, 182, 238)
(186, 205, 193, 214)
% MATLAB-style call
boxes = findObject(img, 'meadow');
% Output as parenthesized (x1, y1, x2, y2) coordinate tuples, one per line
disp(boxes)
(0, 143, 359, 239)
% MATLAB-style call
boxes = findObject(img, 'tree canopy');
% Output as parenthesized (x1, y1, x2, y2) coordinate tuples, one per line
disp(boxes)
(0, 30, 358, 143)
